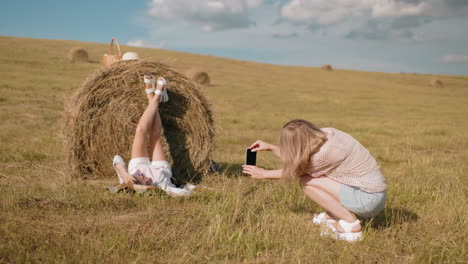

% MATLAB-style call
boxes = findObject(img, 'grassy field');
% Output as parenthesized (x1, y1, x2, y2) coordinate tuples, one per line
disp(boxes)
(0, 35, 467, 263)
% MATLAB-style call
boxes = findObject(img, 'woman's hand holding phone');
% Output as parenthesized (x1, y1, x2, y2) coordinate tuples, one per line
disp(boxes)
(243, 166, 283, 180)
(249, 140, 281, 158)
(242, 165, 267, 179)
(245, 140, 282, 180)
(249, 140, 272, 152)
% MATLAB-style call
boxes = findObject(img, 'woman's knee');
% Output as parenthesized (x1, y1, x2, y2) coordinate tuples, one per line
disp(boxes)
(135, 124, 149, 135)
(152, 127, 161, 138)
(300, 176, 323, 196)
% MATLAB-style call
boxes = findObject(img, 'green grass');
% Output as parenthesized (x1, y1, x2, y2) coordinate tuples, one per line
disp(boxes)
(0, 35, 467, 263)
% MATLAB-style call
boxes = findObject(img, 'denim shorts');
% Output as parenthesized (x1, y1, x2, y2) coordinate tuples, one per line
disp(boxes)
(339, 185, 387, 218)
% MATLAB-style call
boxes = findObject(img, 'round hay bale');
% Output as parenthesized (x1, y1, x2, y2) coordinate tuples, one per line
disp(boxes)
(68, 47, 88, 63)
(186, 69, 210, 85)
(63, 60, 215, 182)
(429, 79, 444, 88)
(321, 64, 333, 71)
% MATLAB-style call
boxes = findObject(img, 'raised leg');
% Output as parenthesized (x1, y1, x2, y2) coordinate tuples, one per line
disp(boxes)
(146, 80, 157, 156)
(300, 176, 361, 232)
(131, 82, 162, 159)
(150, 111, 167, 161)
(145, 78, 167, 161)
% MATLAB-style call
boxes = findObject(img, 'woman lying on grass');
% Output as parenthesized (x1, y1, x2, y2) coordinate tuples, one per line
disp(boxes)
(111, 75, 191, 197)
(243, 120, 386, 242)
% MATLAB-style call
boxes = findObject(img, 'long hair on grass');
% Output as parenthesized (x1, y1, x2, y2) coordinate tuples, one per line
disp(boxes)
(279, 119, 327, 182)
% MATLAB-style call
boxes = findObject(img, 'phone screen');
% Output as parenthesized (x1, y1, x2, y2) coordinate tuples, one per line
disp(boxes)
(245, 148, 257, 166)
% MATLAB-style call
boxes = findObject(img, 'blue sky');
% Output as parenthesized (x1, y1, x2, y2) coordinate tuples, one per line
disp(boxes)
(2, 0, 468, 75)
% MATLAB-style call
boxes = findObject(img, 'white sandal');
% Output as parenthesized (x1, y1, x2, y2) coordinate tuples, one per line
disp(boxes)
(312, 212, 337, 225)
(155, 77, 169, 103)
(322, 219, 363, 242)
(112, 155, 127, 184)
(144, 75, 156, 94)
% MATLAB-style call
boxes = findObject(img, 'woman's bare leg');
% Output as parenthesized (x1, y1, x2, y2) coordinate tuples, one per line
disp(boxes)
(131, 82, 162, 159)
(146, 82, 157, 155)
(144, 80, 167, 161)
(150, 111, 167, 161)
(300, 176, 361, 232)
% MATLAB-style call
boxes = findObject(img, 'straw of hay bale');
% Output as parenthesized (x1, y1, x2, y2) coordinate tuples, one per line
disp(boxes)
(186, 69, 210, 85)
(68, 47, 88, 63)
(321, 64, 333, 71)
(429, 79, 444, 88)
(63, 60, 215, 182)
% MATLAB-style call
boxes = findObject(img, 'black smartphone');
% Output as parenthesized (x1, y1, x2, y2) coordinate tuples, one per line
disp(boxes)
(245, 148, 257, 166)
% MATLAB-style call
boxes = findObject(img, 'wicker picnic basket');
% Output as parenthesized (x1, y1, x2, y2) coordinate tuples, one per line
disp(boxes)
(101, 38, 122, 67)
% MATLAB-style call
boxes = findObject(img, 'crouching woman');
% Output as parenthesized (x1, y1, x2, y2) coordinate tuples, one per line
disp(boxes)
(242, 119, 386, 242)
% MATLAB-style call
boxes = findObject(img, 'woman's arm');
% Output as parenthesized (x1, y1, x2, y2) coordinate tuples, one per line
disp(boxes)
(270, 145, 281, 158)
(249, 140, 281, 158)
(115, 163, 137, 184)
(242, 165, 282, 179)
(263, 169, 282, 179)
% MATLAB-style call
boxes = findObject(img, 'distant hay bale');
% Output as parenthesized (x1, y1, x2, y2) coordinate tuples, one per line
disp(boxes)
(186, 69, 210, 85)
(67, 47, 88, 63)
(321, 64, 333, 71)
(429, 79, 444, 88)
(63, 60, 215, 182)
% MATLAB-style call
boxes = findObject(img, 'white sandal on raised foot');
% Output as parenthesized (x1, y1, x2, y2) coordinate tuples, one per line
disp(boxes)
(144, 75, 156, 94)
(321, 219, 363, 242)
(312, 212, 337, 225)
(155, 77, 169, 103)
(112, 155, 127, 184)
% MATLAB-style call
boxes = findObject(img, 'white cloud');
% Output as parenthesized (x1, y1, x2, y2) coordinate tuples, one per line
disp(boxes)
(272, 32, 298, 39)
(127, 39, 146, 47)
(281, 0, 366, 24)
(246, 0, 262, 8)
(127, 39, 166, 48)
(440, 53, 468, 63)
(371, 1, 427, 17)
(278, 0, 468, 41)
(147, 0, 263, 31)
(280, 0, 468, 24)
(280, 0, 431, 25)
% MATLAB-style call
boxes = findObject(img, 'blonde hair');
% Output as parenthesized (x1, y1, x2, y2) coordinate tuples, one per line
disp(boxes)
(279, 119, 327, 181)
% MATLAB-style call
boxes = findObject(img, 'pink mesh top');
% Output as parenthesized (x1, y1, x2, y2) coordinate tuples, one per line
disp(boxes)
(306, 127, 386, 193)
